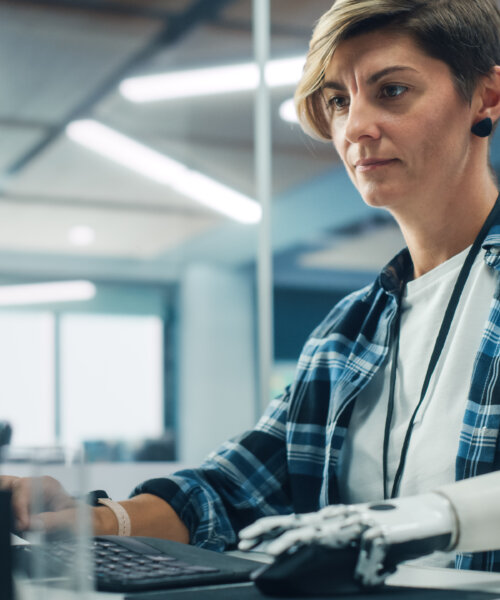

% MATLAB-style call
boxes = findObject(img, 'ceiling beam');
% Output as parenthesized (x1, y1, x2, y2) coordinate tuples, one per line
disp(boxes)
(0, 118, 52, 131)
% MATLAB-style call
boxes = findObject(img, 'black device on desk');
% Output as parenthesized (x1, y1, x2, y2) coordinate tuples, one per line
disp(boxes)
(0, 421, 12, 447)
(0, 489, 13, 600)
(0, 422, 13, 600)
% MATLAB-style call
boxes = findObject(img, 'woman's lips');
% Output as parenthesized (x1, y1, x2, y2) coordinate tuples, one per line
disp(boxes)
(355, 158, 397, 172)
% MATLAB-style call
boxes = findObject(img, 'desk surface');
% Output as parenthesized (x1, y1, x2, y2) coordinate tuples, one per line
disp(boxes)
(125, 582, 500, 600)
(14, 564, 500, 600)
(388, 563, 500, 596)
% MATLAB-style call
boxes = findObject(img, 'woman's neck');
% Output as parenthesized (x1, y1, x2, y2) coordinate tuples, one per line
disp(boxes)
(394, 181, 498, 279)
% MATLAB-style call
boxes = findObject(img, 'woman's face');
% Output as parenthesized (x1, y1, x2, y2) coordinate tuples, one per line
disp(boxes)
(324, 30, 476, 213)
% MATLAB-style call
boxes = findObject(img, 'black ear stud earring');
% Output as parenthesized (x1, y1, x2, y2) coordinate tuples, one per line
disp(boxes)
(471, 117, 493, 138)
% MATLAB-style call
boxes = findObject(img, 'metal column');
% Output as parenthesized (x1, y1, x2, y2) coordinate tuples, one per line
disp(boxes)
(253, 0, 274, 415)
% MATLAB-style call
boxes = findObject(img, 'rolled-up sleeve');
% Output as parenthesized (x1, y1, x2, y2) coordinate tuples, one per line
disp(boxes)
(131, 390, 292, 551)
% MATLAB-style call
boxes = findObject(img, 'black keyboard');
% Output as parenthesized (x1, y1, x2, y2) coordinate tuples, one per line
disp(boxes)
(14, 535, 260, 592)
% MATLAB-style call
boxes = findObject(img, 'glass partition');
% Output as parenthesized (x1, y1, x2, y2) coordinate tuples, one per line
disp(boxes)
(0, 0, 261, 469)
(2, 446, 94, 598)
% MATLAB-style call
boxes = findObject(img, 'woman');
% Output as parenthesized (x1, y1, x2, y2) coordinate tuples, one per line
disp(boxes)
(3, 0, 500, 575)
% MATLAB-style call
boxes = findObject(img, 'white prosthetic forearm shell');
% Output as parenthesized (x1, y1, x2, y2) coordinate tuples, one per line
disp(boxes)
(437, 470, 500, 552)
(360, 493, 456, 546)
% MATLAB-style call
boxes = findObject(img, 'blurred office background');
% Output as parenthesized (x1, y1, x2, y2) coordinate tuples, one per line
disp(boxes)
(1, 0, 498, 469)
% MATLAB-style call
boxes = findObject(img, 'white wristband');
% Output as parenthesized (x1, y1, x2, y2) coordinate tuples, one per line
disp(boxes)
(98, 498, 131, 536)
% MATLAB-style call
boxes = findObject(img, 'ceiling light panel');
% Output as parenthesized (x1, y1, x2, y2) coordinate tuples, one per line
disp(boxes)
(279, 98, 298, 123)
(0, 281, 96, 306)
(120, 56, 306, 103)
(68, 225, 96, 247)
(66, 120, 261, 225)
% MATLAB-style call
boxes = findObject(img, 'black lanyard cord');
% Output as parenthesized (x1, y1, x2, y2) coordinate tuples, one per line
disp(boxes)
(383, 194, 500, 500)
(382, 289, 403, 501)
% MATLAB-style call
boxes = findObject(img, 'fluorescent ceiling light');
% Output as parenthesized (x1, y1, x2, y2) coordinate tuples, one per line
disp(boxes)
(69, 225, 96, 246)
(66, 120, 261, 224)
(120, 56, 306, 103)
(0, 281, 96, 306)
(264, 57, 306, 88)
(279, 98, 299, 124)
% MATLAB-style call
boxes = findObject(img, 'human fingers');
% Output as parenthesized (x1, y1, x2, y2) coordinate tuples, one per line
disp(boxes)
(6, 476, 74, 531)
(0, 475, 19, 490)
(4, 476, 32, 531)
(33, 507, 79, 535)
(0, 475, 29, 530)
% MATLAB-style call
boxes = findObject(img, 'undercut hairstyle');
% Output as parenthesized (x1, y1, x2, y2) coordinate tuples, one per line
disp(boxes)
(295, 0, 500, 140)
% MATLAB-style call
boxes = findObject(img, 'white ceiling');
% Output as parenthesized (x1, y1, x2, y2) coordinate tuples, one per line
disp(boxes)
(0, 0, 349, 283)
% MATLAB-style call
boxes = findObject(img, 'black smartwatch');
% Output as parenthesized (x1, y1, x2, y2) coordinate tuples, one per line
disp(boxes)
(86, 490, 110, 506)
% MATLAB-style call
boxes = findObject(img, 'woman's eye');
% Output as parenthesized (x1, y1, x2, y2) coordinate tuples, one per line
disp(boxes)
(328, 96, 349, 110)
(380, 84, 408, 98)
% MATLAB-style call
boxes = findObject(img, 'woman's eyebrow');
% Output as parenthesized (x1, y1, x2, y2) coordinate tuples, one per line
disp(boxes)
(366, 65, 418, 84)
(323, 65, 419, 90)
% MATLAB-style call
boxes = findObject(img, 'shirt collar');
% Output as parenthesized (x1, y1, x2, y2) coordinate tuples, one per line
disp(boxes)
(482, 223, 500, 271)
(378, 247, 412, 296)
(482, 222, 500, 254)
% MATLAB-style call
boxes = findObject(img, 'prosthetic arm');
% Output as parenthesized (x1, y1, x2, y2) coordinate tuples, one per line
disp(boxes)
(239, 470, 500, 588)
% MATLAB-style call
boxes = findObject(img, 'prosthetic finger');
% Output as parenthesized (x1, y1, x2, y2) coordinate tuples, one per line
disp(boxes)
(265, 516, 364, 556)
(239, 509, 349, 550)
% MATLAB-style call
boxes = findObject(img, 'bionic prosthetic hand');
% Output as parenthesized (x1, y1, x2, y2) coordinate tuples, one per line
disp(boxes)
(240, 492, 455, 591)
(239, 471, 500, 595)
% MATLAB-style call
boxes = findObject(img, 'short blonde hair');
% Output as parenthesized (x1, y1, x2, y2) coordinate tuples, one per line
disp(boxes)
(295, 0, 500, 141)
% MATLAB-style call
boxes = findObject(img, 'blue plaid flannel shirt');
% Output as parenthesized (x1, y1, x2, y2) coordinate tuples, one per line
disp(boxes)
(134, 224, 500, 573)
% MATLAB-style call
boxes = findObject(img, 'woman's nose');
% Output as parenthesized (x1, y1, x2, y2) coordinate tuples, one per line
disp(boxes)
(344, 99, 381, 144)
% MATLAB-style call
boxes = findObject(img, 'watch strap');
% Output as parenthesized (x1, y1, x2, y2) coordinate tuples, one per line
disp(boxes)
(97, 498, 131, 536)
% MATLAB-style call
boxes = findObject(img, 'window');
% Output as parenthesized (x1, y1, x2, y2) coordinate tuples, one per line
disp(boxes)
(0, 311, 163, 449)
(60, 314, 163, 446)
(0, 312, 55, 446)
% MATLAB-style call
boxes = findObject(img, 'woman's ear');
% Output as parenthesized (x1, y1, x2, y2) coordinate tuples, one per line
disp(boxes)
(474, 66, 500, 125)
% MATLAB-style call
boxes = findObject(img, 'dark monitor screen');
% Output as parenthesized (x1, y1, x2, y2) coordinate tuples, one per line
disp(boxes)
(0, 489, 13, 600)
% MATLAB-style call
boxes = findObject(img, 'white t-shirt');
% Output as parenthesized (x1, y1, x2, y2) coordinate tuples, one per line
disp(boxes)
(337, 246, 497, 504)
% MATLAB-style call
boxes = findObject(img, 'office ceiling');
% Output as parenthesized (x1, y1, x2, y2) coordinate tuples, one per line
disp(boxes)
(0, 0, 419, 285)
